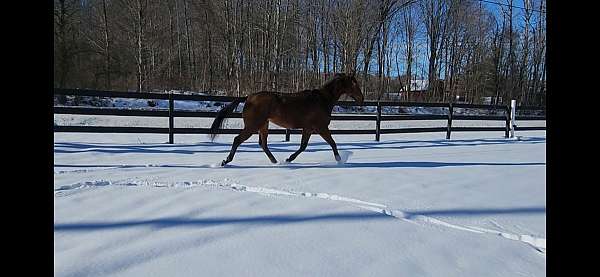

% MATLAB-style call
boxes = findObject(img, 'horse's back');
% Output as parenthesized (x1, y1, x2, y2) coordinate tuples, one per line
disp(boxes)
(243, 89, 330, 130)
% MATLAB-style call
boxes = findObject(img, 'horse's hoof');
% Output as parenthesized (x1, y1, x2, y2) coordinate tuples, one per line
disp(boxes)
(221, 160, 228, 166)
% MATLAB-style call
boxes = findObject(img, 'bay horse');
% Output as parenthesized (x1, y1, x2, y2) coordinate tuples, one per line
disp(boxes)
(209, 73, 364, 166)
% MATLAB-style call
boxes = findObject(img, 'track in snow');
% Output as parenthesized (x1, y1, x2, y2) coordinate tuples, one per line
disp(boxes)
(54, 177, 546, 254)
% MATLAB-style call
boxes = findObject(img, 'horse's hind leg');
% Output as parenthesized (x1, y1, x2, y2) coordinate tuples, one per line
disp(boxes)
(259, 123, 277, 163)
(286, 129, 312, 162)
(318, 128, 341, 162)
(221, 128, 254, 166)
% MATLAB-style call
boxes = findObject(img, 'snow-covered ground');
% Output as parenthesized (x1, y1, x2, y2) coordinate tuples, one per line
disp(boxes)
(54, 126, 546, 276)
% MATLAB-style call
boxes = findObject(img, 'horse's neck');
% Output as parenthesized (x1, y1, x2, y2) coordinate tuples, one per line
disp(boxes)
(319, 82, 342, 113)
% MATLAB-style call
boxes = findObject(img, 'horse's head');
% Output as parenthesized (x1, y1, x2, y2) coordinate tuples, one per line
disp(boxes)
(333, 73, 364, 104)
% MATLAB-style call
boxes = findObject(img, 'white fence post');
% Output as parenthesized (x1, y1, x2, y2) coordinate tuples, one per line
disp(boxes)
(510, 99, 517, 138)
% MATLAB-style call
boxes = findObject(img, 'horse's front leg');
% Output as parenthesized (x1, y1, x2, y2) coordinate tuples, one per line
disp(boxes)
(259, 124, 277, 163)
(286, 129, 311, 162)
(318, 128, 340, 161)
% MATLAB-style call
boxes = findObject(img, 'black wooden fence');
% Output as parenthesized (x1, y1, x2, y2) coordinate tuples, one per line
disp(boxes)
(53, 88, 546, 143)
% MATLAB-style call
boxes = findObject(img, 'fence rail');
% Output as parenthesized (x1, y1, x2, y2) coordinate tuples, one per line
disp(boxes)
(54, 88, 546, 143)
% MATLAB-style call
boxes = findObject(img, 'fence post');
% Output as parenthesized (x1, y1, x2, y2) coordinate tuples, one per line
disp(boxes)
(285, 129, 290, 142)
(168, 92, 174, 144)
(446, 102, 453, 139)
(505, 103, 511, 138)
(376, 101, 381, 141)
(510, 99, 517, 138)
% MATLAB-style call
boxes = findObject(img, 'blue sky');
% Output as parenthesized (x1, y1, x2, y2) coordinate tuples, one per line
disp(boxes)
(370, 0, 544, 79)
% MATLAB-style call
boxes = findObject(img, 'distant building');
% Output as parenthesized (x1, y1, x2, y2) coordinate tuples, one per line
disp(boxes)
(381, 77, 429, 102)
(406, 79, 428, 91)
(383, 89, 427, 102)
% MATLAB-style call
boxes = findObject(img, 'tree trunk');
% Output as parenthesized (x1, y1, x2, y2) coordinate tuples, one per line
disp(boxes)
(102, 0, 111, 89)
(136, 0, 145, 92)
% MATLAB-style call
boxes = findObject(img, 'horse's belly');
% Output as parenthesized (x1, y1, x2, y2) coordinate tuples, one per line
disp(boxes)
(268, 118, 297, 129)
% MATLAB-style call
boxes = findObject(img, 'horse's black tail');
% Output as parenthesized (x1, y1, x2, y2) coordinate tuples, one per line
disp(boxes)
(209, 97, 245, 141)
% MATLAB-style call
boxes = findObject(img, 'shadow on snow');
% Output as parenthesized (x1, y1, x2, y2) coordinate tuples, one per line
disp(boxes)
(403, 206, 546, 219)
(54, 206, 545, 232)
(54, 136, 546, 155)
(54, 212, 391, 232)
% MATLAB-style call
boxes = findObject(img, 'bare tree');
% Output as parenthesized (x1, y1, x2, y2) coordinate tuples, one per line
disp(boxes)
(54, 0, 80, 90)
(54, 0, 545, 106)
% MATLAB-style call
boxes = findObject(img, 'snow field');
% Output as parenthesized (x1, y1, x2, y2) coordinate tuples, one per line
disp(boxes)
(54, 130, 546, 277)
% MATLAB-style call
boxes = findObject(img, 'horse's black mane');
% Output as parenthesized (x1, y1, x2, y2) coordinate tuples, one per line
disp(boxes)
(252, 74, 349, 110)
(252, 74, 346, 98)
(320, 73, 347, 88)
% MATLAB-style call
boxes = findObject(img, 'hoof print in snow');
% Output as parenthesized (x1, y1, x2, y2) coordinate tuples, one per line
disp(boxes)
(210, 162, 226, 168)
(337, 151, 353, 164)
